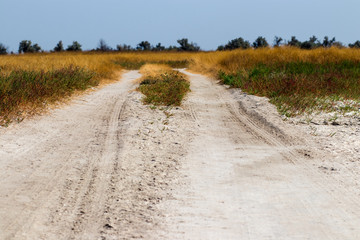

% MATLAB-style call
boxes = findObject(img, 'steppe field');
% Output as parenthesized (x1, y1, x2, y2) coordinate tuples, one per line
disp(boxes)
(1, 48, 360, 239)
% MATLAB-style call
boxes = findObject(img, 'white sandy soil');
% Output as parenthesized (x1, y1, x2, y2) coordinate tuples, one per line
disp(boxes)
(0, 70, 359, 239)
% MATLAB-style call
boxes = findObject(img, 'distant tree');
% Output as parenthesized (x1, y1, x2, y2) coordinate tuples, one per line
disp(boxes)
(332, 41, 344, 48)
(167, 45, 178, 51)
(18, 40, 42, 53)
(97, 39, 112, 51)
(287, 36, 301, 48)
(19, 40, 32, 53)
(137, 41, 151, 51)
(116, 44, 132, 51)
(217, 45, 225, 51)
(349, 40, 360, 48)
(177, 38, 200, 51)
(66, 41, 82, 51)
(218, 37, 251, 51)
(32, 43, 41, 52)
(153, 43, 165, 51)
(227, 37, 250, 50)
(273, 36, 283, 47)
(322, 36, 336, 48)
(252, 36, 269, 48)
(300, 35, 320, 49)
(0, 43, 8, 55)
(54, 40, 64, 52)
(300, 41, 313, 50)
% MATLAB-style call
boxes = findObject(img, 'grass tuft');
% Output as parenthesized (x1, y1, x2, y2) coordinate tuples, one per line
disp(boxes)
(137, 64, 190, 106)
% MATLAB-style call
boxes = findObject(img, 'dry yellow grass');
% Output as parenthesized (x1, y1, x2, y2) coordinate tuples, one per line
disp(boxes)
(0, 51, 197, 80)
(112, 51, 194, 64)
(189, 47, 360, 76)
(139, 63, 172, 77)
(2, 48, 360, 80)
(137, 64, 190, 106)
(0, 52, 121, 80)
(1, 48, 360, 123)
(189, 47, 360, 115)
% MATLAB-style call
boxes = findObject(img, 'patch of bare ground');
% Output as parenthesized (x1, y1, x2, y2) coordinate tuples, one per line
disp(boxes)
(0, 71, 192, 239)
(229, 87, 360, 196)
(155, 70, 360, 239)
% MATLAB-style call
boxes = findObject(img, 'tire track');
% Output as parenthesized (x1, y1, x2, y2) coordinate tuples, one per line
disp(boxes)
(0, 71, 140, 240)
(46, 101, 117, 239)
(72, 97, 128, 238)
(218, 83, 360, 213)
(160, 70, 360, 239)
(2, 69, 360, 239)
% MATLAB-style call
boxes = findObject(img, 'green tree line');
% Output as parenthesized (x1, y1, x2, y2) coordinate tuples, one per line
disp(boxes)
(0, 38, 200, 55)
(1, 36, 360, 55)
(217, 36, 359, 50)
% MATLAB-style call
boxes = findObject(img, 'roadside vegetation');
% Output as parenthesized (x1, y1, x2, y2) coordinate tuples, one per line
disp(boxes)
(137, 64, 190, 106)
(0, 52, 193, 125)
(0, 66, 96, 125)
(191, 47, 360, 116)
(1, 35, 360, 125)
(0, 53, 119, 125)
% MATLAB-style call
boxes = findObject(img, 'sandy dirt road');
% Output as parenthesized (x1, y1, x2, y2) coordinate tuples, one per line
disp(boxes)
(0, 71, 360, 239)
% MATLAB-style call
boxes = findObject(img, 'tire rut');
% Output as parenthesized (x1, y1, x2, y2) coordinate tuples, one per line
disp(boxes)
(0, 71, 140, 239)
(2, 70, 360, 239)
(160, 70, 360, 239)
(71, 97, 128, 238)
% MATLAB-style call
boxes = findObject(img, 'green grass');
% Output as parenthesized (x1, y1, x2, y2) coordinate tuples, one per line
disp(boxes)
(218, 61, 360, 116)
(137, 71, 190, 106)
(0, 66, 97, 124)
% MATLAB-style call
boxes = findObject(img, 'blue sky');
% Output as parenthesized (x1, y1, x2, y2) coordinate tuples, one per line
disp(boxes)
(1, 0, 359, 52)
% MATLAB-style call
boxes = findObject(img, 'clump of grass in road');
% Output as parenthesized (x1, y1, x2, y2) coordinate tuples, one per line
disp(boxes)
(0, 66, 97, 125)
(138, 72, 190, 106)
(137, 64, 190, 106)
(218, 61, 360, 116)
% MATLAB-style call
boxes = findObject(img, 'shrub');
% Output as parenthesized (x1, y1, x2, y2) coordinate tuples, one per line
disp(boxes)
(54, 41, 64, 52)
(66, 41, 82, 51)
(217, 45, 225, 51)
(177, 38, 200, 52)
(349, 41, 360, 48)
(273, 36, 283, 47)
(0, 43, 8, 55)
(153, 43, 165, 51)
(18, 40, 42, 53)
(137, 41, 151, 51)
(300, 36, 321, 49)
(116, 44, 133, 51)
(287, 36, 301, 48)
(322, 36, 336, 48)
(253, 36, 269, 49)
(219, 37, 251, 50)
(97, 39, 112, 51)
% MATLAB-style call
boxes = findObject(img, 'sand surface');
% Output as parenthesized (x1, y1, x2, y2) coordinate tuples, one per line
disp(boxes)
(0, 70, 359, 239)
